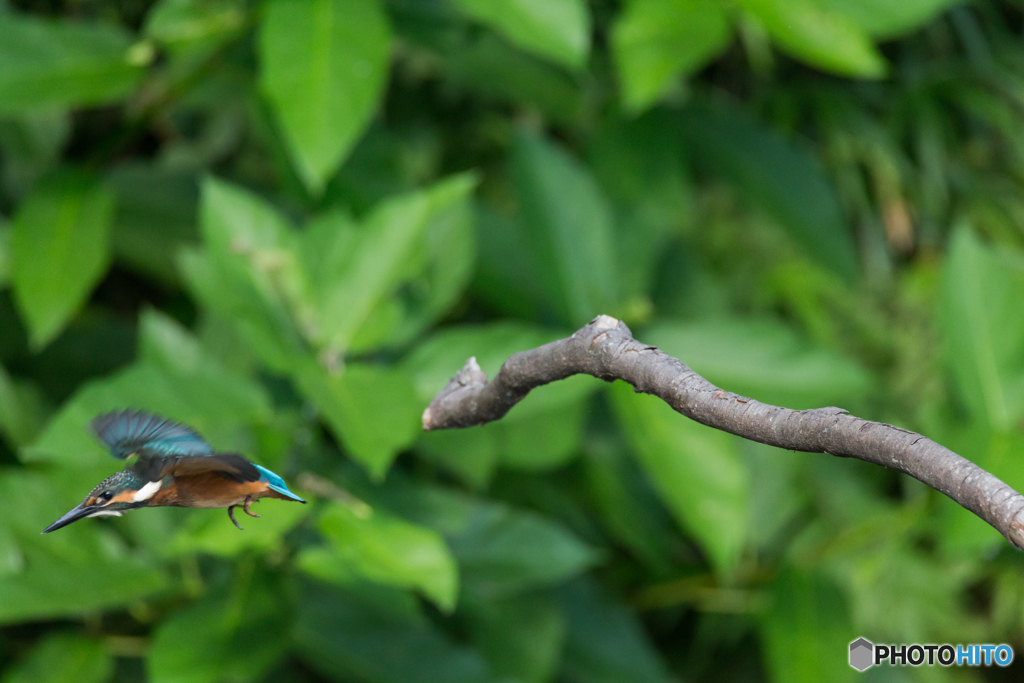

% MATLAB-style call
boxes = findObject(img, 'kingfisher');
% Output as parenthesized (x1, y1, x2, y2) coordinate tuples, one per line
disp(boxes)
(42, 410, 306, 533)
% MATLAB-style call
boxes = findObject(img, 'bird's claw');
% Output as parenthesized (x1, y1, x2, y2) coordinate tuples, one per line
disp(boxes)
(243, 495, 261, 518)
(227, 505, 243, 530)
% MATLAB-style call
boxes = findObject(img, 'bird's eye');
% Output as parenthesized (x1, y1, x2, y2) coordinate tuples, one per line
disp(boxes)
(99, 491, 113, 502)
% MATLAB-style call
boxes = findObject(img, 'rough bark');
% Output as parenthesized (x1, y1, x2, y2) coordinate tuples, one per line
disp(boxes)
(423, 315, 1024, 550)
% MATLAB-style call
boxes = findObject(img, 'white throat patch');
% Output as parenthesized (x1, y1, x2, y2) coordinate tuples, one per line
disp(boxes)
(133, 480, 162, 502)
(88, 510, 123, 518)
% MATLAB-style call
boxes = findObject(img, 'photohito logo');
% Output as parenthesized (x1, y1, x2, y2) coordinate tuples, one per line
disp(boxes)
(849, 638, 1013, 670)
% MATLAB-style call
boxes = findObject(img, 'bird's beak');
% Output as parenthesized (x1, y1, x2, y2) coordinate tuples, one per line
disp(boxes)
(41, 499, 98, 534)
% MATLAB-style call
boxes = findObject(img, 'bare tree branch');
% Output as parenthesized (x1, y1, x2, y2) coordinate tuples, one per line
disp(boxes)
(423, 315, 1024, 550)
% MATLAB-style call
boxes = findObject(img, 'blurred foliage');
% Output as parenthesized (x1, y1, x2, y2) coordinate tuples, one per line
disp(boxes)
(1, 0, 1024, 681)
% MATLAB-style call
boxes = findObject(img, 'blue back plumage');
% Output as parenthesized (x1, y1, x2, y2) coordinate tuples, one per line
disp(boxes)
(254, 464, 306, 502)
(92, 410, 214, 460)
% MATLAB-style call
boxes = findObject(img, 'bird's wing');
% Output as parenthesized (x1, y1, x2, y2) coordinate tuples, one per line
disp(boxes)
(92, 410, 260, 484)
(92, 410, 214, 460)
(130, 451, 261, 484)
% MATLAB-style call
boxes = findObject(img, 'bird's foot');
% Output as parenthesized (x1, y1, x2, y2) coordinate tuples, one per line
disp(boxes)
(227, 505, 243, 530)
(243, 495, 262, 518)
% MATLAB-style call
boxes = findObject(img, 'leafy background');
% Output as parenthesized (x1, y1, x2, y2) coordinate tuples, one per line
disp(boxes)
(1, 0, 1023, 681)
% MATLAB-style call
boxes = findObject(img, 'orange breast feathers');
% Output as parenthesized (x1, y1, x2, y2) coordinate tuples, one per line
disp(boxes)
(150, 474, 275, 509)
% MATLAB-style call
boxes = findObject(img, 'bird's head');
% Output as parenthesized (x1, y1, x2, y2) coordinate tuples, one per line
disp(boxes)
(42, 470, 156, 533)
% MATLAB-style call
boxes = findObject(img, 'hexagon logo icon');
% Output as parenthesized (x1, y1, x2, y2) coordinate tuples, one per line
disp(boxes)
(849, 638, 874, 671)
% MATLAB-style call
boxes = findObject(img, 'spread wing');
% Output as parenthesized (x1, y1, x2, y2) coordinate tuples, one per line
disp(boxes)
(131, 452, 261, 484)
(92, 410, 214, 459)
(91, 410, 260, 483)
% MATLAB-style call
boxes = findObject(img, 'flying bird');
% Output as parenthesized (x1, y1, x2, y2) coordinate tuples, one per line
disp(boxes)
(42, 410, 306, 533)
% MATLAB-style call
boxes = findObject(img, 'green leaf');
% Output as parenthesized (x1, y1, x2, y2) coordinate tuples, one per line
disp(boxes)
(0, 524, 21, 578)
(938, 229, 1024, 430)
(558, 579, 677, 683)
(746, 442, 808, 554)
(0, 111, 71, 200)
(10, 172, 114, 349)
(0, 468, 111, 557)
(380, 483, 600, 593)
(612, 0, 731, 112)
(294, 581, 494, 683)
(299, 209, 359, 292)
(759, 569, 856, 683)
(0, 14, 145, 113)
(511, 132, 619, 326)
(418, 409, 586, 488)
(168, 499, 309, 557)
(405, 323, 598, 481)
(837, 537, 976, 641)
(433, 31, 584, 123)
(452, 0, 590, 70)
(0, 221, 10, 287)
(23, 305, 269, 465)
(449, 502, 600, 599)
(587, 111, 691, 301)
(148, 565, 289, 683)
(199, 176, 297, 269)
(735, 0, 887, 78)
(681, 100, 859, 280)
(416, 428, 500, 490)
(185, 177, 310, 371)
(1, 632, 112, 683)
(937, 429, 1023, 555)
(0, 494, 168, 620)
(0, 364, 47, 450)
(144, 0, 247, 53)
(107, 163, 198, 285)
(259, 0, 392, 194)
(498, 401, 587, 470)
(192, 177, 465, 479)
(383, 486, 599, 597)
(0, 553, 166, 624)
(645, 319, 871, 409)
(137, 308, 272, 420)
(583, 440, 680, 575)
(384, 175, 478, 348)
(25, 356, 268, 467)
(295, 363, 421, 479)
(473, 206, 549, 320)
(821, 0, 961, 39)
(180, 249, 305, 373)
(299, 502, 459, 612)
(466, 594, 565, 683)
(309, 173, 477, 353)
(20, 363, 181, 465)
(404, 322, 596, 415)
(609, 380, 749, 575)
(0, 308, 134, 405)
(318, 123, 423, 213)
(347, 481, 464, 535)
